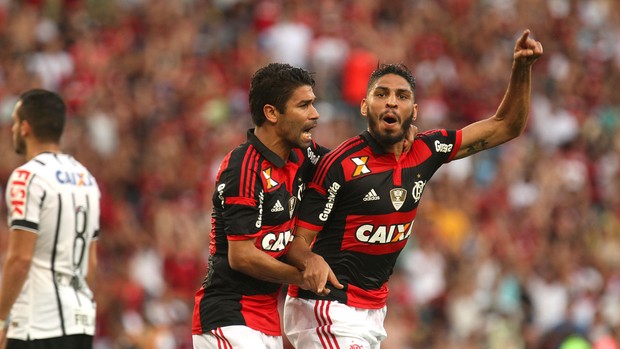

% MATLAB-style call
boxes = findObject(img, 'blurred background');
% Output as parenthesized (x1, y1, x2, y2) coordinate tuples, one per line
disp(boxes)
(0, 0, 619, 348)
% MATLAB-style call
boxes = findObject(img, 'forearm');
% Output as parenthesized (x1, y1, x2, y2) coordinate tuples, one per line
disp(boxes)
(285, 236, 317, 270)
(86, 243, 97, 296)
(494, 62, 533, 138)
(0, 257, 31, 320)
(231, 250, 303, 285)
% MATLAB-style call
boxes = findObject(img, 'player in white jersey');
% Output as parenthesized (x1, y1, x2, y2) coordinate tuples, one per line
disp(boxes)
(1, 89, 100, 349)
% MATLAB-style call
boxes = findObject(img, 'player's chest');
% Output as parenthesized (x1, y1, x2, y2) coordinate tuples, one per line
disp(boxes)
(258, 162, 307, 225)
(337, 166, 432, 215)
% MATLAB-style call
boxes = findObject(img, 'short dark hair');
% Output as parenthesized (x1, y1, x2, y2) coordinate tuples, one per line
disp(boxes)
(17, 89, 66, 143)
(366, 63, 416, 97)
(249, 63, 315, 126)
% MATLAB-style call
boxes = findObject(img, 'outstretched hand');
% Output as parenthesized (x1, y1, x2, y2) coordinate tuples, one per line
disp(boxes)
(514, 29, 543, 66)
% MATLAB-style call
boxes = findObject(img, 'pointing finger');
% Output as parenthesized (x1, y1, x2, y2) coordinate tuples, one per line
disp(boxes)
(517, 29, 531, 48)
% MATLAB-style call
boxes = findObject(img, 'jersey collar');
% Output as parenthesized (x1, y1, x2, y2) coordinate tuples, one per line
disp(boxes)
(247, 129, 299, 168)
(360, 130, 389, 155)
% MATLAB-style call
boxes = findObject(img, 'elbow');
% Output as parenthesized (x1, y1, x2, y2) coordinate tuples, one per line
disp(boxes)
(500, 115, 528, 141)
(511, 122, 528, 139)
(6, 255, 33, 275)
(228, 254, 251, 273)
(506, 127, 524, 141)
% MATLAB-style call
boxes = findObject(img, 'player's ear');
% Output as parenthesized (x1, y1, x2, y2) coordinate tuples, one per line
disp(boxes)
(20, 119, 32, 137)
(413, 103, 418, 121)
(360, 98, 368, 117)
(263, 104, 278, 124)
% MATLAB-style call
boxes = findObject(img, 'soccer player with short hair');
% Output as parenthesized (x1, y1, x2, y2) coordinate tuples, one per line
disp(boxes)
(284, 30, 543, 348)
(192, 63, 340, 349)
(1, 89, 100, 349)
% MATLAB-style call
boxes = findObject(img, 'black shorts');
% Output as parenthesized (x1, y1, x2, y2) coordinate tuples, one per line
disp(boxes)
(7, 334, 93, 349)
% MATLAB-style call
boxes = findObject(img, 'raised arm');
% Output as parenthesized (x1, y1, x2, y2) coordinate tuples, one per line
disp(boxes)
(455, 29, 543, 160)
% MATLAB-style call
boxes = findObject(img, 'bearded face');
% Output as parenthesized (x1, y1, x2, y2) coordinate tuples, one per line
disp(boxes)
(362, 74, 417, 149)
(367, 110, 414, 146)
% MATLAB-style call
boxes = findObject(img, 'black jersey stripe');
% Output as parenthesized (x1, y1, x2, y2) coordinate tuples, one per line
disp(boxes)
(10, 220, 38, 230)
(239, 148, 250, 197)
(40, 190, 47, 208)
(51, 193, 67, 335)
(240, 146, 259, 198)
(239, 146, 253, 197)
(71, 192, 83, 307)
(248, 147, 260, 199)
(314, 136, 363, 185)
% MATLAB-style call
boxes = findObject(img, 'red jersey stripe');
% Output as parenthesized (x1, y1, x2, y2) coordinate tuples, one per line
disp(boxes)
(192, 287, 205, 334)
(308, 182, 327, 195)
(324, 301, 340, 349)
(297, 219, 323, 232)
(214, 328, 232, 349)
(225, 197, 257, 206)
(314, 137, 363, 185)
(215, 152, 233, 182)
(448, 129, 463, 162)
(315, 300, 340, 349)
(240, 293, 281, 336)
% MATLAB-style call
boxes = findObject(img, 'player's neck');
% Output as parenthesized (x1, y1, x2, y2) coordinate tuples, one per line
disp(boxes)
(26, 141, 62, 161)
(254, 126, 291, 162)
(368, 131, 406, 160)
(386, 141, 405, 160)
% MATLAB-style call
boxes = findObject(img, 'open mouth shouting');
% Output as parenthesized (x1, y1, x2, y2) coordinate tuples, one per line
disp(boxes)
(381, 112, 400, 130)
(301, 122, 317, 142)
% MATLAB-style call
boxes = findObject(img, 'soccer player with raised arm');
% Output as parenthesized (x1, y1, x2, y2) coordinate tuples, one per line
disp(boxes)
(284, 30, 543, 349)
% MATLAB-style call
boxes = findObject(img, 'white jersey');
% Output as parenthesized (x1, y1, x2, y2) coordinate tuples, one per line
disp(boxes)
(4, 152, 100, 340)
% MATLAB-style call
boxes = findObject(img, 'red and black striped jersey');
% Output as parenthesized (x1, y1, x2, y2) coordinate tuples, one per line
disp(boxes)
(288, 129, 462, 309)
(193, 129, 329, 336)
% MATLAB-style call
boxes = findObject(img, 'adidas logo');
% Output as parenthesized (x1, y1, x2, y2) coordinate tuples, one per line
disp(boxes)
(363, 189, 380, 201)
(271, 200, 284, 212)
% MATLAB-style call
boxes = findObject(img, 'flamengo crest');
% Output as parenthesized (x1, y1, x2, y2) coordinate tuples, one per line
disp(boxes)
(412, 180, 426, 203)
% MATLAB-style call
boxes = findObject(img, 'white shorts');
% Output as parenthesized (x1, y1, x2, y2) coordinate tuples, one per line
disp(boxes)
(283, 296, 387, 349)
(192, 326, 283, 349)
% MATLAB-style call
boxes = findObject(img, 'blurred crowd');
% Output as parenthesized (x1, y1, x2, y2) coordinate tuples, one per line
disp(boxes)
(0, 0, 619, 348)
